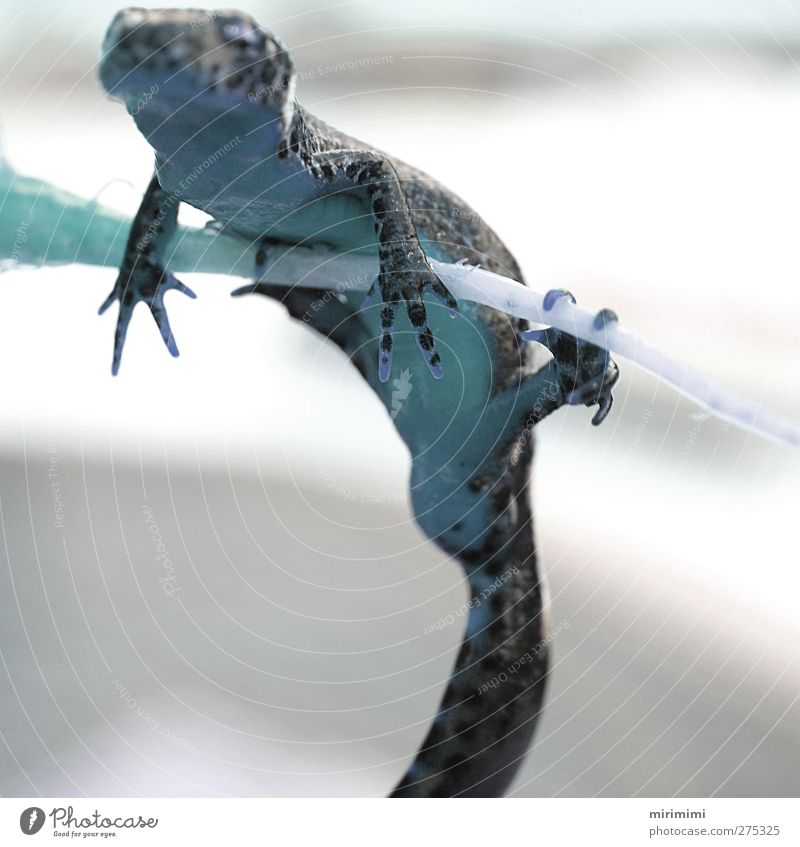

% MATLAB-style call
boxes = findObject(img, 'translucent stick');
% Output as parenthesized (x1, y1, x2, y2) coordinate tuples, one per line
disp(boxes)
(430, 260, 799, 450)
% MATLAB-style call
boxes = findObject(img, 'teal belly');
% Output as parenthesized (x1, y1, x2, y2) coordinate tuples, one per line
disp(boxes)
(359, 232, 499, 460)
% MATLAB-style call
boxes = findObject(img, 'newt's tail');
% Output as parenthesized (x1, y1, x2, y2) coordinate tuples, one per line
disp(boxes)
(392, 448, 549, 797)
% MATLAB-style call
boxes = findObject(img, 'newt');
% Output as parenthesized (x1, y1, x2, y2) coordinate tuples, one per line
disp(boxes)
(98, 7, 619, 797)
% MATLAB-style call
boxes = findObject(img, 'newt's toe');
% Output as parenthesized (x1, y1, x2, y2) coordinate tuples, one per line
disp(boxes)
(593, 307, 619, 330)
(542, 288, 576, 311)
(99, 266, 194, 375)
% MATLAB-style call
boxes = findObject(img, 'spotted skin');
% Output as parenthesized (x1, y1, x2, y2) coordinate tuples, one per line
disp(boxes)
(98, 172, 195, 374)
(98, 7, 619, 797)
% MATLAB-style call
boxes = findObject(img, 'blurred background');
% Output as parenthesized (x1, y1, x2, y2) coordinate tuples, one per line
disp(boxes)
(0, 0, 798, 797)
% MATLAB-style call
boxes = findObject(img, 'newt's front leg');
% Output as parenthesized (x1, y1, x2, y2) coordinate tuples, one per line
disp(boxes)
(98, 169, 195, 374)
(315, 152, 458, 382)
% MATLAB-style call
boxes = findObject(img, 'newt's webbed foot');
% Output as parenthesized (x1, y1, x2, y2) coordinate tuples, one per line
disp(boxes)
(362, 258, 458, 383)
(536, 326, 619, 425)
(523, 291, 619, 426)
(99, 258, 195, 375)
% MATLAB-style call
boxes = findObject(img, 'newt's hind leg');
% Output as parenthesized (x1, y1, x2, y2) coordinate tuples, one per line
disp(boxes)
(522, 289, 619, 425)
(98, 170, 195, 375)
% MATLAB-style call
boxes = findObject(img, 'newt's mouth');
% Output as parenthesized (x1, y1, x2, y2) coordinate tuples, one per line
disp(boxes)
(99, 7, 294, 105)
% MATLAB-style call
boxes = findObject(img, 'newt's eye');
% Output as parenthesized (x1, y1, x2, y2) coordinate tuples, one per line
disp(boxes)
(219, 20, 265, 54)
(221, 22, 243, 38)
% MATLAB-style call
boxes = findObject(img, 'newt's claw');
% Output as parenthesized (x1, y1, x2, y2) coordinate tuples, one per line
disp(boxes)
(519, 327, 549, 344)
(254, 238, 269, 282)
(543, 288, 576, 311)
(593, 307, 619, 330)
(360, 279, 379, 313)
(415, 329, 444, 379)
(99, 265, 195, 375)
(430, 278, 459, 318)
(230, 282, 273, 297)
(591, 377, 617, 425)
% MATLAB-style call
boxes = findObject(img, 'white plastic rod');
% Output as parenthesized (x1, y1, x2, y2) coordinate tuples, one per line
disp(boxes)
(428, 260, 799, 450)
(252, 243, 799, 449)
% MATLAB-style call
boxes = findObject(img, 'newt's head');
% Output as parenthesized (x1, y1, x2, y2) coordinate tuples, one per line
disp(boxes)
(100, 8, 295, 119)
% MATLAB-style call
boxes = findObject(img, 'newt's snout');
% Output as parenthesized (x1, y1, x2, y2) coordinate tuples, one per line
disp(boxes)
(100, 7, 294, 105)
